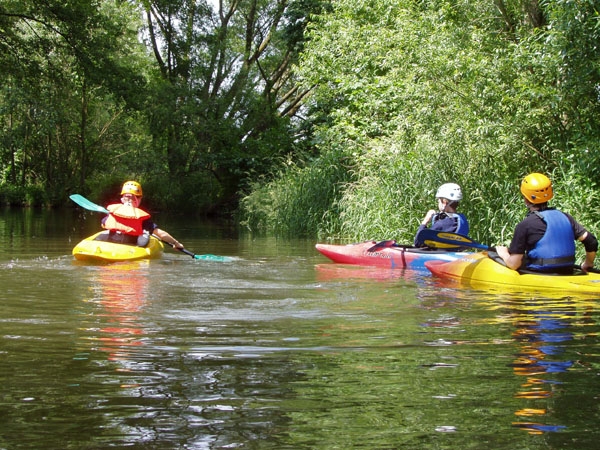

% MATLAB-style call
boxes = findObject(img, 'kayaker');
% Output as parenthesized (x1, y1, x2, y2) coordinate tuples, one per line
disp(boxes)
(414, 183, 470, 247)
(495, 173, 597, 273)
(102, 180, 185, 250)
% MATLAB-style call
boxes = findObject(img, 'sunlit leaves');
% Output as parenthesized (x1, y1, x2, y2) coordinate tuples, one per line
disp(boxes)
(141, 0, 325, 200)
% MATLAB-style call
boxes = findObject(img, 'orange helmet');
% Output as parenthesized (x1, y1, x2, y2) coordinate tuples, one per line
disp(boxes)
(520, 173, 553, 204)
(121, 180, 143, 196)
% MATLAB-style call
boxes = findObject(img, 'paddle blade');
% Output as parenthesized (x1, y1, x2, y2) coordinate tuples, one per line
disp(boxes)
(178, 247, 231, 261)
(193, 254, 233, 262)
(419, 229, 490, 250)
(70, 194, 109, 214)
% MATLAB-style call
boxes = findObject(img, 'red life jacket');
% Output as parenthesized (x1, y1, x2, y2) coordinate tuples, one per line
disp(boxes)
(102, 203, 151, 236)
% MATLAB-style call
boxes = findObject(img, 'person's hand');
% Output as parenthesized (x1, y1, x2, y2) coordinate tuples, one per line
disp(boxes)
(581, 261, 595, 273)
(172, 241, 184, 250)
(421, 210, 436, 226)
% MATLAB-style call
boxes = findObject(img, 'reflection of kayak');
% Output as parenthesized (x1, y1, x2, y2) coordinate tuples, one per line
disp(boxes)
(315, 241, 468, 270)
(314, 263, 414, 282)
(73, 231, 163, 262)
(425, 252, 600, 294)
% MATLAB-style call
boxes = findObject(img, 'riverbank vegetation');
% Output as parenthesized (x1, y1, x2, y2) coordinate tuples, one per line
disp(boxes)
(240, 0, 600, 246)
(2, 0, 599, 245)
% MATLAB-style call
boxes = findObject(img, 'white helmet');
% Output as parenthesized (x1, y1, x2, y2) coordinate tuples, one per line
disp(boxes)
(436, 183, 462, 202)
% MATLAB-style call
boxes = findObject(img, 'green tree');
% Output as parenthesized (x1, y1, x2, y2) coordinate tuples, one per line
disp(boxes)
(0, 0, 151, 204)
(0, 0, 325, 212)
(140, 0, 322, 210)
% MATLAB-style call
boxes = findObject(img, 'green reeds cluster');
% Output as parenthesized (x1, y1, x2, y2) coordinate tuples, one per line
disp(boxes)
(240, 131, 600, 253)
(239, 149, 353, 237)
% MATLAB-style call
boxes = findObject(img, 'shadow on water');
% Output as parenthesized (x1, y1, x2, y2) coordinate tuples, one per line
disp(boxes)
(1, 208, 600, 448)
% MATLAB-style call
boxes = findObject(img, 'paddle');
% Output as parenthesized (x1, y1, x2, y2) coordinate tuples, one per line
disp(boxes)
(69, 194, 231, 262)
(418, 229, 492, 250)
(69, 194, 109, 214)
(367, 240, 399, 252)
(366, 239, 415, 252)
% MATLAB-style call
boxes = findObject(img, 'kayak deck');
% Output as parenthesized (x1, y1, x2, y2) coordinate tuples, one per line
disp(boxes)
(316, 241, 468, 270)
(73, 231, 164, 262)
(425, 252, 600, 294)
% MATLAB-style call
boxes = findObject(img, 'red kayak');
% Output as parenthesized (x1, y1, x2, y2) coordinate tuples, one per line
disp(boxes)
(315, 240, 469, 270)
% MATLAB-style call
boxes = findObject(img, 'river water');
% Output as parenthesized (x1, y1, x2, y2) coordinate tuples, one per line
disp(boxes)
(1, 207, 600, 449)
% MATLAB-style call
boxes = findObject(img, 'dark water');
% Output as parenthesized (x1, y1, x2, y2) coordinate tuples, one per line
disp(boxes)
(1, 208, 600, 449)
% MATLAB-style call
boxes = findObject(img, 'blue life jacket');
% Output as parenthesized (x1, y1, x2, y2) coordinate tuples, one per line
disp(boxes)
(526, 209, 575, 271)
(455, 213, 469, 236)
(432, 212, 470, 236)
(422, 212, 470, 249)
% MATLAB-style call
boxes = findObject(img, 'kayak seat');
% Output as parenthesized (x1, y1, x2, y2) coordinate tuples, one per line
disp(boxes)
(94, 230, 149, 247)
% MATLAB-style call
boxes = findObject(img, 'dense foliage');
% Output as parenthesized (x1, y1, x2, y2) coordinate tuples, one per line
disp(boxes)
(0, 0, 149, 205)
(0, 0, 321, 211)
(240, 0, 600, 247)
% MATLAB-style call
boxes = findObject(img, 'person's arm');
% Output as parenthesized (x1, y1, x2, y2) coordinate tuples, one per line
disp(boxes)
(567, 213, 598, 272)
(414, 210, 437, 246)
(578, 231, 598, 272)
(494, 218, 531, 270)
(494, 246, 524, 270)
(421, 209, 436, 227)
(152, 228, 184, 249)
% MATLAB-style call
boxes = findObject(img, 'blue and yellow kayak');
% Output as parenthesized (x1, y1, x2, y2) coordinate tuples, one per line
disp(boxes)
(72, 231, 163, 262)
(425, 252, 600, 295)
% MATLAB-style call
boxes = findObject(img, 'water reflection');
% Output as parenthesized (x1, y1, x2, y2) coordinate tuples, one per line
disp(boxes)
(314, 263, 411, 282)
(88, 261, 150, 364)
(314, 263, 431, 285)
(481, 296, 596, 436)
(78, 261, 178, 446)
(508, 302, 573, 434)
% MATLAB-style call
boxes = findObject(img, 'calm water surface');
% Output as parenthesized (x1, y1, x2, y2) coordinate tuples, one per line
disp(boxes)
(1, 208, 600, 449)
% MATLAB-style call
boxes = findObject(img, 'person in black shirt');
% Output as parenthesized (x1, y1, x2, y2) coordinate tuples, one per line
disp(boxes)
(495, 173, 597, 273)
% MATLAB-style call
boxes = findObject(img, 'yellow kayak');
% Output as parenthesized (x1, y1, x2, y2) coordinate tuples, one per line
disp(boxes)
(425, 252, 600, 295)
(72, 231, 163, 262)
